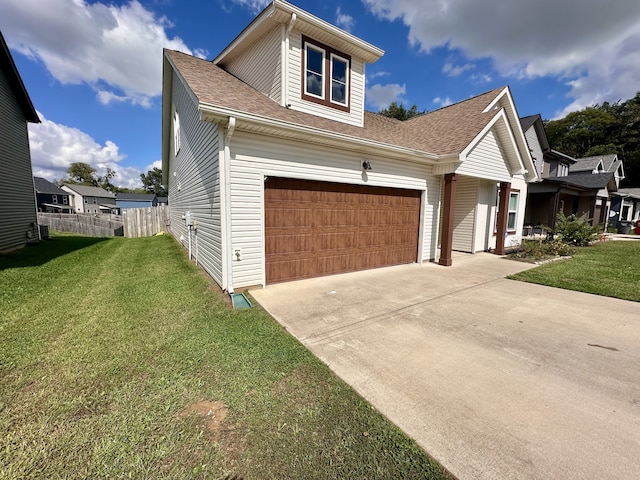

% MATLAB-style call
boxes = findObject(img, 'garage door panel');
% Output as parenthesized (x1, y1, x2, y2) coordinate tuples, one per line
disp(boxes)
(265, 178, 420, 284)
(266, 233, 313, 255)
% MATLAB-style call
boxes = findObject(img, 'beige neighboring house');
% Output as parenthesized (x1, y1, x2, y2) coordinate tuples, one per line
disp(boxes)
(162, 0, 537, 292)
(61, 184, 118, 214)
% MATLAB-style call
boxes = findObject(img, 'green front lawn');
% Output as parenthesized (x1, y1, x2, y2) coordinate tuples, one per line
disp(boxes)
(0, 234, 451, 479)
(509, 240, 640, 302)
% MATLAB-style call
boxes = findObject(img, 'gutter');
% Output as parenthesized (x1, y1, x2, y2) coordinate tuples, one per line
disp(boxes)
(221, 117, 236, 294)
(199, 103, 440, 162)
(282, 12, 297, 108)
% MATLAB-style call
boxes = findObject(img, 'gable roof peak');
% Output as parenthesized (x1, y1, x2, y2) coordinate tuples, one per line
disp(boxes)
(214, 0, 384, 66)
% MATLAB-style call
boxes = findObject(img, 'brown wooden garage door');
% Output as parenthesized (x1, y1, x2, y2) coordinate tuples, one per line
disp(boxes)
(265, 178, 421, 284)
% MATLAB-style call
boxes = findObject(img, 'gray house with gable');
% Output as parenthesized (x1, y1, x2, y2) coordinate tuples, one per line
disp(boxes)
(0, 30, 41, 251)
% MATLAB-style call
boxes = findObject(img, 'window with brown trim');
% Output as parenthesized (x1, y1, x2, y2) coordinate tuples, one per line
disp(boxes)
(302, 36, 350, 112)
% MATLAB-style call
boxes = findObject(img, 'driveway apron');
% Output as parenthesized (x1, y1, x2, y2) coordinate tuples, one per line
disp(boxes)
(250, 253, 640, 480)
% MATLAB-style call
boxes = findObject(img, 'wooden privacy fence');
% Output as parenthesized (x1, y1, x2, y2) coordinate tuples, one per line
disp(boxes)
(38, 212, 124, 237)
(122, 205, 171, 238)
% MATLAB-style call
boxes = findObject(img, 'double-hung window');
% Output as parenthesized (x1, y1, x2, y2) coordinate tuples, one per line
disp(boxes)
(507, 191, 519, 231)
(330, 53, 348, 105)
(302, 36, 350, 112)
(305, 44, 324, 98)
(52, 194, 58, 204)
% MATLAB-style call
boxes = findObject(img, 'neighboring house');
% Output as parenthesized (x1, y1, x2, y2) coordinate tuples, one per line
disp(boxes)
(115, 192, 158, 210)
(522, 115, 622, 229)
(33, 176, 73, 213)
(162, 0, 536, 291)
(157, 196, 168, 205)
(610, 188, 640, 228)
(60, 184, 118, 214)
(0, 30, 40, 251)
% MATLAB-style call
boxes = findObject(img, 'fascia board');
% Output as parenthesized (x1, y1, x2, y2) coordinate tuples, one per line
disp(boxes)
(198, 102, 439, 162)
(460, 110, 529, 177)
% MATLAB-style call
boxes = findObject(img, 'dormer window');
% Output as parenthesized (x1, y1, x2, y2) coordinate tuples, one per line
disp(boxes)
(302, 36, 350, 112)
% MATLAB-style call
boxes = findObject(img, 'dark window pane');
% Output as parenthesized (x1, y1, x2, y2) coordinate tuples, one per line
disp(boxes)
(306, 72, 323, 96)
(307, 47, 323, 75)
(331, 82, 345, 103)
(332, 58, 346, 83)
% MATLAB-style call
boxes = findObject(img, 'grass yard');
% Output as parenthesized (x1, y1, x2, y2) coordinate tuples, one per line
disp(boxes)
(0, 233, 451, 479)
(509, 240, 640, 302)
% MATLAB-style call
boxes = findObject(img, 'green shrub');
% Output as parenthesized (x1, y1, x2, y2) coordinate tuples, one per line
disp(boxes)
(511, 238, 575, 261)
(550, 212, 599, 246)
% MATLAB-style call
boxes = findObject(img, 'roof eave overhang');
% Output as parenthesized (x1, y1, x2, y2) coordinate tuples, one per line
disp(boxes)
(214, 0, 384, 65)
(199, 102, 439, 163)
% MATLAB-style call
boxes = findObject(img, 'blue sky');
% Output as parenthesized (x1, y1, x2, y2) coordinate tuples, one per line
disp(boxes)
(2, 0, 639, 188)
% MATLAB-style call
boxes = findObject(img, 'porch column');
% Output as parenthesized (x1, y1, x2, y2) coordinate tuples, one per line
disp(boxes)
(439, 173, 456, 266)
(495, 181, 511, 256)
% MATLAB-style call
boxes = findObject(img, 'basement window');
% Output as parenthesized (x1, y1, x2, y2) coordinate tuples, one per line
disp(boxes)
(302, 36, 350, 112)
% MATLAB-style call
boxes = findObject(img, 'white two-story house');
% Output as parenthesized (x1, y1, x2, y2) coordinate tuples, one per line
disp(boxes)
(162, 0, 536, 292)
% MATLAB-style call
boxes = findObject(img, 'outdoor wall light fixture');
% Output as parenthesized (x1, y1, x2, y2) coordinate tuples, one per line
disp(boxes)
(362, 160, 372, 171)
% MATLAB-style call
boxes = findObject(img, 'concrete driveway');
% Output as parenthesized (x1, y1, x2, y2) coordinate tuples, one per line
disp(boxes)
(251, 253, 640, 480)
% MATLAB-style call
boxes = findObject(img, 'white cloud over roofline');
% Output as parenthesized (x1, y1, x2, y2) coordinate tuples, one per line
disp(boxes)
(363, 0, 640, 116)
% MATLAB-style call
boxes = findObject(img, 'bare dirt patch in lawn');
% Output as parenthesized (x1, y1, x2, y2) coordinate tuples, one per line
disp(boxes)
(178, 400, 229, 442)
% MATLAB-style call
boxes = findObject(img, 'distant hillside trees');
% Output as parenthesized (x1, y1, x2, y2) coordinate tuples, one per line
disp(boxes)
(545, 92, 640, 186)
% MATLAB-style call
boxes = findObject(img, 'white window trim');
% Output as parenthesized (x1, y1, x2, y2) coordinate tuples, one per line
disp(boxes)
(304, 42, 325, 100)
(173, 108, 181, 156)
(62, 195, 68, 205)
(52, 194, 58, 204)
(507, 191, 519, 231)
(329, 52, 349, 107)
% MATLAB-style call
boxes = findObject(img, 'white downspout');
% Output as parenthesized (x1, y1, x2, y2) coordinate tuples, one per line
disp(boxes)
(223, 116, 236, 294)
(282, 12, 296, 107)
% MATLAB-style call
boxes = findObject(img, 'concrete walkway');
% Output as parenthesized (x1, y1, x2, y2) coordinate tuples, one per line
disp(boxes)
(251, 254, 640, 480)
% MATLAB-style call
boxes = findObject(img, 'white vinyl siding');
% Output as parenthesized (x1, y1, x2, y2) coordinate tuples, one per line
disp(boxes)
(224, 26, 282, 104)
(452, 176, 477, 253)
(288, 32, 365, 127)
(168, 73, 223, 285)
(458, 130, 511, 182)
(0, 66, 38, 251)
(229, 131, 436, 288)
(524, 126, 544, 179)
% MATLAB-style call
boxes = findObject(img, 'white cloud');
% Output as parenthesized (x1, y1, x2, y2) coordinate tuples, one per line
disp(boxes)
(28, 112, 143, 189)
(365, 83, 407, 110)
(433, 96, 453, 108)
(0, 0, 198, 107)
(363, 0, 640, 115)
(336, 7, 355, 32)
(228, 0, 270, 14)
(443, 62, 474, 77)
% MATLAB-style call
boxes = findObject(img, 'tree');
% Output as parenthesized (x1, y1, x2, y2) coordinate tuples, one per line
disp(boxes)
(98, 168, 117, 192)
(379, 102, 424, 121)
(545, 91, 640, 185)
(140, 167, 167, 196)
(65, 162, 98, 186)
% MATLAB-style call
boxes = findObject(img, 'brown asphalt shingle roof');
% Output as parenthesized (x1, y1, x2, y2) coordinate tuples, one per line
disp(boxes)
(166, 49, 504, 156)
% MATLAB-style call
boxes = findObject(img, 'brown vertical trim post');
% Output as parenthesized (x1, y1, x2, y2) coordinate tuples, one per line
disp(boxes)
(439, 173, 456, 266)
(495, 181, 511, 255)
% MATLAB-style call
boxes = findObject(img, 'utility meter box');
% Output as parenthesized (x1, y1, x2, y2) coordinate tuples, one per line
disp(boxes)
(185, 211, 193, 226)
